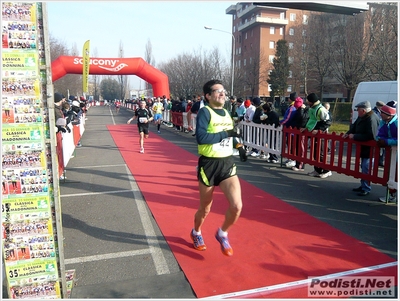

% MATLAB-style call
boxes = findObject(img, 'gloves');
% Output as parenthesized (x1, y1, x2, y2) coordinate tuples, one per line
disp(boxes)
(57, 126, 66, 133)
(377, 139, 387, 147)
(236, 144, 247, 162)
(226, 129, 241, 138)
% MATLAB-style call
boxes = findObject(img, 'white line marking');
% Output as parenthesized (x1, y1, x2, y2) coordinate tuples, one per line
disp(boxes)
(61, 189, 134, 198)
(68, 164, 127, 169)
(64, 249, 151, 265)
(201, 261, 398, 299)
(126, 165, 170, 275)
(110, 106, 116, 125)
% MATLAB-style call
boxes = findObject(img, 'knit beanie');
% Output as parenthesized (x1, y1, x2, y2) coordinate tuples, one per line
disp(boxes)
(244, 99, 251, 108)
(54, 92, 65, 103)
(294, 97, 303, 109)
(380, 105, 396, 116)
(307, 93, 319, 104)
(252, 97, 261, 106)
(289, 92, 297, 101)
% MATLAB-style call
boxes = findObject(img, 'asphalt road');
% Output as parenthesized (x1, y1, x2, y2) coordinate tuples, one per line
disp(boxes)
(3, 104, 397, 298)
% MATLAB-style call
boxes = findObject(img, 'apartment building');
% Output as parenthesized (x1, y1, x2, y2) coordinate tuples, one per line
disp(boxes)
(225, 2, 386, 101)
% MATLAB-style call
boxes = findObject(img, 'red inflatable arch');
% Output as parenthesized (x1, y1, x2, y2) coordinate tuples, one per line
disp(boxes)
(51, 56, 170, 97)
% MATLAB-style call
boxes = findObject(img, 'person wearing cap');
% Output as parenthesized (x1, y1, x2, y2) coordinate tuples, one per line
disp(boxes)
(302, 93, 332, 178)
(191, 79, 246, 257)
(377, 101, 397, 203)
(54, 92, 65, 121)
(372, 101, 385, 120)
(292, 97, 309, 171)
(343, 100, 380, 196)
(229, 95, 237, 118)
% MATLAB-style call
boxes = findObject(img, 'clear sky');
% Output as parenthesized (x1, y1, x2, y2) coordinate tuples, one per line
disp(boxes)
(47, 1, 235, 89)
(46, 1, 369, 91)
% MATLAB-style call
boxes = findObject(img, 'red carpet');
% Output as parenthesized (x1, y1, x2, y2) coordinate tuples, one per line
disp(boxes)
(108, 125, 397, 298)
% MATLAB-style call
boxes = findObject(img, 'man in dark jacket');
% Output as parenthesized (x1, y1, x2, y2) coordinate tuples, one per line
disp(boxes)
(343, 101, 380, 196)
(262, 102, 280, 163)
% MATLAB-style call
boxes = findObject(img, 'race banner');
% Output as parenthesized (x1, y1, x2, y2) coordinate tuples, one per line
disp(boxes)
(82, 39, 90, 92)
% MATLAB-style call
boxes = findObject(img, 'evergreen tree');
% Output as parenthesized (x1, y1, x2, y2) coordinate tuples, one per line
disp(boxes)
(267, 39, 290, 102)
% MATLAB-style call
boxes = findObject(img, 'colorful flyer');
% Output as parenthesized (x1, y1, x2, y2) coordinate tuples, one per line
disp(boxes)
(6, 260, 61, 299)
(2, 50, 38, 77)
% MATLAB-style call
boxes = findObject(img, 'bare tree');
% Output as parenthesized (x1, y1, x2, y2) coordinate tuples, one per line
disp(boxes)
(91, 47, 100, 100)
(330, 14, 370, 101)
(158, 47, 228, 99)
(50, 35, 81, 97)
(365, 2, 398, 80)
(240, 47, 268, 98)
(144, 39, 155, 94)
(117, 40, 128, 100)
(306, 13, 336, 100)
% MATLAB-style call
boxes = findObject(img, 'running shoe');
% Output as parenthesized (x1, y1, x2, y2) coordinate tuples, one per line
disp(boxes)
(379, 195, 397, 203)
(215, 231, 233, 256)
(308, 170, 320, 177)
(190, 230, 206, 251)
(139, 148, 144, 154)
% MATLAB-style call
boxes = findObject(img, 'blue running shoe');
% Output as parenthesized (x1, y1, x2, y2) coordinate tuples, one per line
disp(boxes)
(190, 230, 206, 251)
(215, 231, 233, 256)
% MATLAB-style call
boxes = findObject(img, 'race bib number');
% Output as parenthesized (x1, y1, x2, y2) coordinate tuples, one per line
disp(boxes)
(139, 117, 147, 123)
(212, 137, 232, 152)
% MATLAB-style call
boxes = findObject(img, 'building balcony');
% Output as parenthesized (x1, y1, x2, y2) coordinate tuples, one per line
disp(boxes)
(238, 16, 288, 31)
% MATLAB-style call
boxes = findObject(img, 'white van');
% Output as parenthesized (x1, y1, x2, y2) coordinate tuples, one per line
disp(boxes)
(351, 81, 398, 123)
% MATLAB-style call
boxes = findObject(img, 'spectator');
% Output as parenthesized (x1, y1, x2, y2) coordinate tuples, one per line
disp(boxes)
(372, 101, 386, 165)
(302, 93, 332, 179)
(262, 102, 280, 163)
(71, 100, 84, 147)
(229, 95, 237, 118)
(292, 97, 309, 171)
(372, 101, 385, 120)
(377, 101, 398, 203)
(343, 101, 379, 196)
(186, 96, 205, 135)
(251, 97, 266, 158)
(54, 92, 65, 120)
(281, 92, 299, 167)
(243, 99, 256, 155)
(235, 98, 246, 121)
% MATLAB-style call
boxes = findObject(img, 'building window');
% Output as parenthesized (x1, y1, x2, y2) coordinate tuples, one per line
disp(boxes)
(289, 28, 294, 35)
(250, 57, 253, 64)
(302, 43, 306, 52)
(280, 12, 284, 19)
(233, 26, 236, 33)
(268, 84, 272, 92)
(288, 71, 292, 78)
(268, 69, 272, 75)
(269, 55, 275, 63)
(270, 26, 275, 34)
(302, 29, 306, 36)
(300, 85, 305, 94)
(245, 32, 247, 39)
(269, 41, 275, 49)
(280, 27, 283, 35)
(303, 15, 308, 24)
(287, 85, 292, 92)
(244, 58, 246, 66)
(288, 57, 294, 64)
(238, 60, 241, 68)
(239, 47, 241, 54)
(290, 13, 296, 21)
(289, 42, 294, 49)
(251, 29, 253, 37)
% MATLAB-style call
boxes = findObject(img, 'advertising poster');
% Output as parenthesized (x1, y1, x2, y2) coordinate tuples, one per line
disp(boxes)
(2, 2, 64, 298)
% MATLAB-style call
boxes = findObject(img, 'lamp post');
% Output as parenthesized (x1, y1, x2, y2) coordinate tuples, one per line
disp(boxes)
(204, 26, 235, 96)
